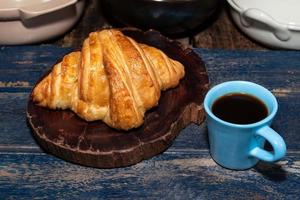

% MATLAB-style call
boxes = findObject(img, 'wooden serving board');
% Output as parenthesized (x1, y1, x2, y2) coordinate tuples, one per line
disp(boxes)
(27, 28, 209, 168)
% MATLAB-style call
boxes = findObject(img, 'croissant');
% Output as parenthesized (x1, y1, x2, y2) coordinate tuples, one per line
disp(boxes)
(32, 29, 185, 130)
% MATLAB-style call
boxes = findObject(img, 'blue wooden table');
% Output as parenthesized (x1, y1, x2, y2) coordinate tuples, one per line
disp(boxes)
(0, 46, 299, 199)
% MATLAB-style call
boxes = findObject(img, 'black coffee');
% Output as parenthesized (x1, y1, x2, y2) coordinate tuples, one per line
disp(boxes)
(212, 93, 268, 124)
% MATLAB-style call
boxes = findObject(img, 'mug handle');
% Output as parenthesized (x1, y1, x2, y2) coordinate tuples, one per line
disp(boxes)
(249, 126, 286, 162)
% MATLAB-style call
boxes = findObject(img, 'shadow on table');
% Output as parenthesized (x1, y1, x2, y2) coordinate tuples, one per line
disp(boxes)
(253, 137, 288, 182)
(254, 162, 287, 182)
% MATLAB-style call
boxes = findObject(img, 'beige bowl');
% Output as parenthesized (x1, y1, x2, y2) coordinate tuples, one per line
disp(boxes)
(0, 0, 85, 45)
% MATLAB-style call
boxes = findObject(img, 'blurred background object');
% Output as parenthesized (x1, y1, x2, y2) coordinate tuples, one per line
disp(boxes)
(0, 0, 85, 45)
(100, 0, 222, 37)
(53, 0, 265, 49)
(228, 0, 300, 50)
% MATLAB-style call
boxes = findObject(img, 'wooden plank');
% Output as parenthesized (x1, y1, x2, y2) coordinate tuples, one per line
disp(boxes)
(0, 42, 299, 199)
(0, 91, 208, 152)
(193, 9, 266, 50)
(1, 91, 299, 151)
(0, 92, 39, 151)
(0, 46, 300, 151)
(0, 46, 299, 91)
(196, 49, 300, 88)
(0, 46, 72, 91)
(0, 47, 300, 152)
(0, 151, 299, 199)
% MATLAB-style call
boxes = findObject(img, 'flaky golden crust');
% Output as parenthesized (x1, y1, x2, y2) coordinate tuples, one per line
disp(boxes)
(32, 29, 185, 130)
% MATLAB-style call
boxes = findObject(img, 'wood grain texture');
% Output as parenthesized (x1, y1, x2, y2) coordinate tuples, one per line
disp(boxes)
(0, 46, 300, 199)
(0, 151, 299, 199)
(193, 9, 265, 50)
(0, 47, 299, 150)
(27, 29, 209, 168)
(49, 0, 265, 49)
(0, 92, 209, 152)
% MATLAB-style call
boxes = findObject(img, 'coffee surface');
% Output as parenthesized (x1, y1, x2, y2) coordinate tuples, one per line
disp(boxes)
(212, 93, 268, 124)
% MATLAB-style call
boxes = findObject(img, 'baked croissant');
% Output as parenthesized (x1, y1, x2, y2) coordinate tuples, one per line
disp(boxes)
(32, 29, 185, 130)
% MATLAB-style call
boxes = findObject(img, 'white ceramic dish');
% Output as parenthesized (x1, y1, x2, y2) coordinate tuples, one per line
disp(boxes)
(0, 0, 85, 45)
(227, 0, 300, 49)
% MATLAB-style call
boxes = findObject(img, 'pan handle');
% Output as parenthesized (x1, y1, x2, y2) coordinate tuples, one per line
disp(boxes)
(241, 8, 291, 41)
(20, 0, 78, 21)
(0, 0, 78, 21)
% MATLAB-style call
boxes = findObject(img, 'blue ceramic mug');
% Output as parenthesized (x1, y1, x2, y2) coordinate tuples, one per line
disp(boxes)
(204, 81, 286, 170)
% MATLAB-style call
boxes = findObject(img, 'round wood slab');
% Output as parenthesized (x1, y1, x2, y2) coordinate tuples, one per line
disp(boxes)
(27, 28, 209, 168)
